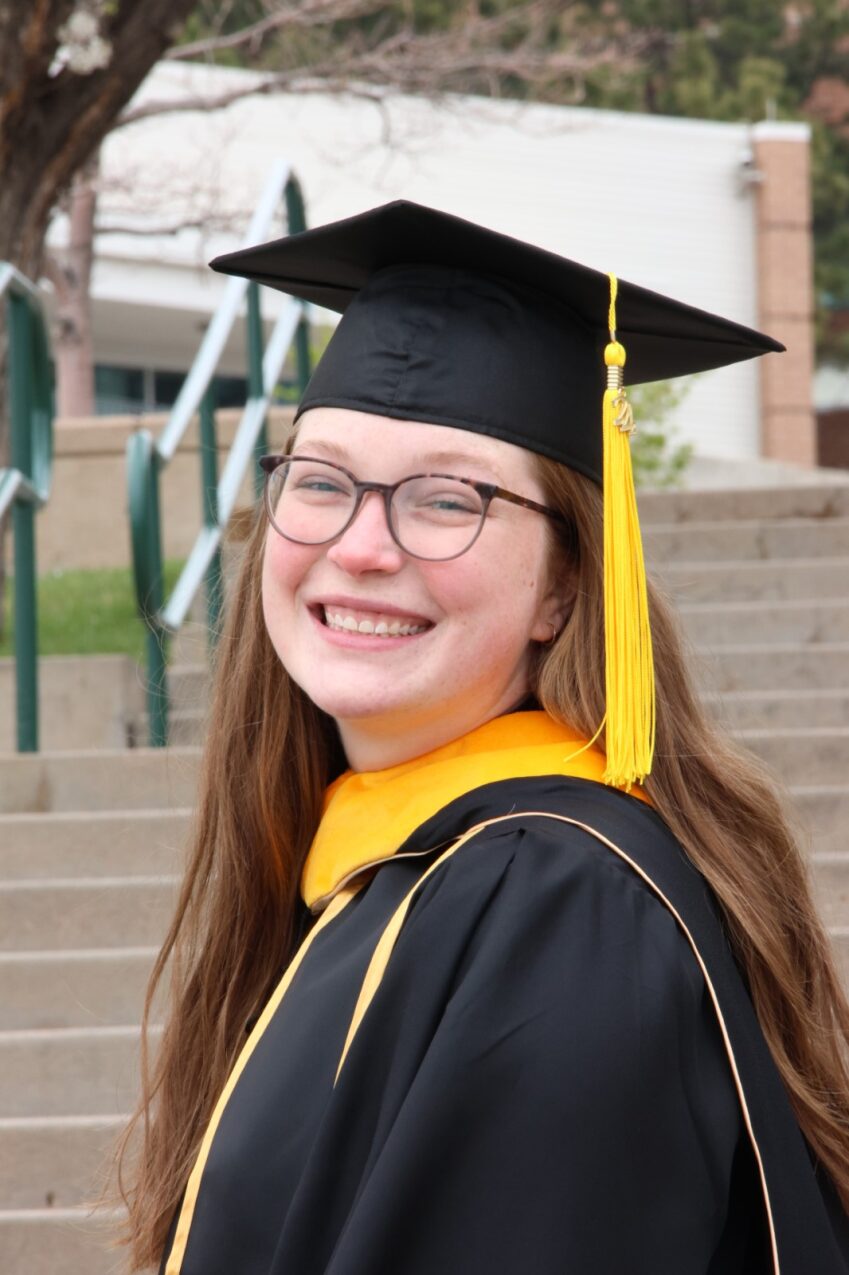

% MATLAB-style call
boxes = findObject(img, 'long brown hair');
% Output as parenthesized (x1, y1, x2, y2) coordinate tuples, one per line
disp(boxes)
(114, 456, 849, 1270)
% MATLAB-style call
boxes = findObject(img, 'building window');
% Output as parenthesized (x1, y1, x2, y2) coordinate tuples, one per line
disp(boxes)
(94, 365, 145, 414)
(94, 365, 251, 415)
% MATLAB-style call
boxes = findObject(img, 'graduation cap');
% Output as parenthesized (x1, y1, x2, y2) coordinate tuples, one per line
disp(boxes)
(211, 200, 783, 789)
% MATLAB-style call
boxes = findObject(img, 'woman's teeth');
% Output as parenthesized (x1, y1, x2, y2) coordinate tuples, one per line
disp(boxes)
(323, 609, 427, 637)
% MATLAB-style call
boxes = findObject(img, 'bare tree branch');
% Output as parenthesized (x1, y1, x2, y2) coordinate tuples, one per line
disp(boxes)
(166, 0, 391, 61)
(95, 217, 240, 236)
(40, 249, 73, 308)
(115, 72, 389, 129)
(118, 1, 639, 131)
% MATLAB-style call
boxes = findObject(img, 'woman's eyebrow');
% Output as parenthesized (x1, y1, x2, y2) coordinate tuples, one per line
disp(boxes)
(416, 451, 504, 479)
(290, 440, 349, 462)
(290, 441, 505, 482)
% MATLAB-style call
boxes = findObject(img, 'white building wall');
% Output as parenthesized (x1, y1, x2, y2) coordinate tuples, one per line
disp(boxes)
(73, 62, 788, 460)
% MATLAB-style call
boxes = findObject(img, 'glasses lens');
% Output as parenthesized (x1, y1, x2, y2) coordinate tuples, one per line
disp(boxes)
(266, 458, 356, 544)
(392, 475, 486, 560)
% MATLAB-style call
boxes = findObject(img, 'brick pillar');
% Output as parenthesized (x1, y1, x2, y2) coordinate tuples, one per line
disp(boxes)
(752, 122, 816, 466)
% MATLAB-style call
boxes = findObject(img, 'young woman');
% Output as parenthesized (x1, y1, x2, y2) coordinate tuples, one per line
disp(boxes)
(117, 203, 849, 1274)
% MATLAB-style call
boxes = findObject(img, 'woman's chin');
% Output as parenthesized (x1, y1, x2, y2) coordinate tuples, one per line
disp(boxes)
(306, 689, 420, 728)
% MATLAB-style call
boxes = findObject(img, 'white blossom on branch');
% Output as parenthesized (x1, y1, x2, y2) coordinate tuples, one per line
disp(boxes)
(53, 1, 112, 76)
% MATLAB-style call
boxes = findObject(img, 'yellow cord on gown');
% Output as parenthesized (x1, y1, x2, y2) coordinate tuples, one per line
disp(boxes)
(601, 274, 655, 788)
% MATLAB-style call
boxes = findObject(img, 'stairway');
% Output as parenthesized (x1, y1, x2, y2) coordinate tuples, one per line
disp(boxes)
(0, 754, 196, 1273)
(1, 479, 848, 1273)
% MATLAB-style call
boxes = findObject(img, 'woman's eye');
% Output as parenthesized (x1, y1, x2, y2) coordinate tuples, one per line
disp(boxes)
(411, 487, 481, 518)
(290, 474, 350, 497)
(427, 496, 475, 512)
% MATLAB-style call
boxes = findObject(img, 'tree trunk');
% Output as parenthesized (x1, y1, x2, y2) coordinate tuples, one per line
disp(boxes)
(0, 0, 198, 640)
(0, 322, 7, 638)
(48, 152, 99, 419)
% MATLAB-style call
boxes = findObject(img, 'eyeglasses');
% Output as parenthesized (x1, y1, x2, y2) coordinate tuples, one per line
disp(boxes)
(259, 455, 566, 562)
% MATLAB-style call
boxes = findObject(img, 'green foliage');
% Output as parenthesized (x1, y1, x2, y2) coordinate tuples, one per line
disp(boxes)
(782, 0, 849, 95)
(734, 55, 786, 120)
(0, 561, 184, 660)
(812, 121, 849, 361)
(659, 32, 721, 118)
(628, 378, 693, 489)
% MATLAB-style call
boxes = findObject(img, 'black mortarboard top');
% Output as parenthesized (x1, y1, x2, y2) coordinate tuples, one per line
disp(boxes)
(210, 199, 783, 485)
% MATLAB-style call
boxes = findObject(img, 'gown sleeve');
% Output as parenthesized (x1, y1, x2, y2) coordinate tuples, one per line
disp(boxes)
(276, 817, 761, 1275)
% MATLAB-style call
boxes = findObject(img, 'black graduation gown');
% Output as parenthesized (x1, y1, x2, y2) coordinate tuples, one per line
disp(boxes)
(160, 777, 849, 1275)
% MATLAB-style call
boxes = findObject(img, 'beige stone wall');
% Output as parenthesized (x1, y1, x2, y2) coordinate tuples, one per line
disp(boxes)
(752, 124, 816, 466)
(35, 406, 296, 572)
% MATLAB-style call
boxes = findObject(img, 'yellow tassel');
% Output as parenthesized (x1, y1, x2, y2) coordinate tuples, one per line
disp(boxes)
(602, 274, 655, 789)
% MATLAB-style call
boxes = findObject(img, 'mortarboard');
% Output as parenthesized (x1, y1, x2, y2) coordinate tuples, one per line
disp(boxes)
(211, 200, 782, 484)
(210, 200, 784, 789)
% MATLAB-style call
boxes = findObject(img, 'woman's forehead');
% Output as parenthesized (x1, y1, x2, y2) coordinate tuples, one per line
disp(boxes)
(293, 409, 539, 484)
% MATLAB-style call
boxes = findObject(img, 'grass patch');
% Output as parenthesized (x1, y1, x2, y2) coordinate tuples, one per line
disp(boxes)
(0, 561, 185, 660)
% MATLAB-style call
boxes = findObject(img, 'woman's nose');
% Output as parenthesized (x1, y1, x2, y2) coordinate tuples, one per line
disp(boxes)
(325, 491, 405, 574)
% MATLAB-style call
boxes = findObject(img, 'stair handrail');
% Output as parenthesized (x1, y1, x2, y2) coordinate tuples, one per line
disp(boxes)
(0, 264, 54, 751)
(127, 163, 310, 746)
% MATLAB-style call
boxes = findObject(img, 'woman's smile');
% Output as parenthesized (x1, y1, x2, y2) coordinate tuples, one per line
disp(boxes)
(310, 599, 434, 643)
(310, 594, 434, 638)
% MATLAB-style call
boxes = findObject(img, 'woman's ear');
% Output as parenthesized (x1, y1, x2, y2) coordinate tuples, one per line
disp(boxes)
(531, 574, 577, 644)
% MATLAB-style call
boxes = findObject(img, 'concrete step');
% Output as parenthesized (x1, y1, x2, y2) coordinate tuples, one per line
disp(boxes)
(639, 483, 849, 524)
(658, 557, 849, 604)
(680, 598, 849, 646)
(167, 665, 210, 711)
(0, 1115, 124, 1210)
(166, 709, 206, 747)
(0, 1207, 121, 1275)
(738, 729, 849, 786)
(831, 928, 849, 986)
(0, 809, 190, 879)
(812, 855, 849, 928)
(0, 949, 159, 1030)
(0, 655, 144, 752)
(705, 690, 849, 731)
(125, 672, 211, 747)
(0, 878, 177, 952)
(0, 1026, 150, 1118)
(791, 786, 849, 856)
(698, 643, 849, 692)
(168, 620, 212, 669)
(645, 517, 849, 563)
(0, 748, 200, 815)
(135, 708, 207, 749)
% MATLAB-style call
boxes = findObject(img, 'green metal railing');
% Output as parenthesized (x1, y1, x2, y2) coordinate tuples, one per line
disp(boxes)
(128, 164, 310, 746)
(0, 265, 53, 752)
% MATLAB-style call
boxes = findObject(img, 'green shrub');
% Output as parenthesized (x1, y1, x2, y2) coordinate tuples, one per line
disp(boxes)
(629, 379, 693, 489)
